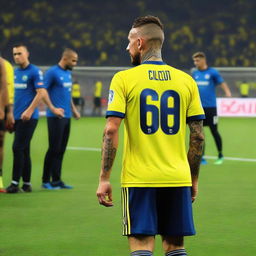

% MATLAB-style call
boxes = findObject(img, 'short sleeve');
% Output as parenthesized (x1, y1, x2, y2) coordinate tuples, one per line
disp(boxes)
(186, 79, 205, 123)
(212, 69, 224, 86)
(33, 68, 45, 89)
(106, 73, 126, 118)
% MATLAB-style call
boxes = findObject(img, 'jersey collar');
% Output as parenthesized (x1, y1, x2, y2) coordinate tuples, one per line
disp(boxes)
(142, 61, 166, 65)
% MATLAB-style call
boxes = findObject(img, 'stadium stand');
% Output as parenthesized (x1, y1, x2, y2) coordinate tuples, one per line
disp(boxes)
(1, 0, 256, 68)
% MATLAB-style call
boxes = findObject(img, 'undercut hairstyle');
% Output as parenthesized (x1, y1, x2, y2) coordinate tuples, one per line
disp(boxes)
(62, 48, 77, 57)
(13, 43, 28, 51)
(132, 15, 164, 30)
(132, 15, 164, 48)
(192, 52, 206, 59)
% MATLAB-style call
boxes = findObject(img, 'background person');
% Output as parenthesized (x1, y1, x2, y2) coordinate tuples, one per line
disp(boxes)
(0, 56, 8, 193)
(192, 52, 232, 165)
(72, 79, 84, 115)
(92, 80, 102, 116)
(42, 48, 80, 190)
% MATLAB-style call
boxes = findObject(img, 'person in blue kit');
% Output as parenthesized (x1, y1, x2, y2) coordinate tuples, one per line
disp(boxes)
(6, 44, 64, 193)
(42, 48, 80, 190)
(192, 52, 232, 165)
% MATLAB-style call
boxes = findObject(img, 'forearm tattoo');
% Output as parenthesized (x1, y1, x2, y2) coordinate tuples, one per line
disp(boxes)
(102, 134, 117, 172)
(188, 120, 204, 177)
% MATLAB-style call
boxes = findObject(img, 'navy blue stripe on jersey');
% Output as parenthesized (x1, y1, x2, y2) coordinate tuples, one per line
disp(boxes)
(142, 61, 166, 65)
(186, 114, 205, 123)
(106, 111, 125, 118)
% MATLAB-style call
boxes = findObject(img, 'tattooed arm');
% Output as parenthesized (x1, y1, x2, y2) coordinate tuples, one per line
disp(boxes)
(187, 120, 205, 202)
(97, 117, 122, 207)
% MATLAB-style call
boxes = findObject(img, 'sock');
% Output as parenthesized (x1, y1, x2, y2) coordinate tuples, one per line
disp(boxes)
(131, 250, 153, 256)
(166, 249, 187, 256)
(0, 176, 3, 188)
(23, 182, 31, 186)
(11, 180, 19, 186)
(218, 152, 223, 158)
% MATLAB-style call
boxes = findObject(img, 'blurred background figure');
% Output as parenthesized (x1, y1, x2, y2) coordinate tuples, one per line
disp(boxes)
(192, 52, 232, 165)
(0, 56, 15, 193)
(0, 56, 8, 192)
(72, 79, 85, 115)
(42, 48, 80, 190)
(239, 81, 250, 97)
(6, 44, 45, 193)
(92, 80, 102, 116)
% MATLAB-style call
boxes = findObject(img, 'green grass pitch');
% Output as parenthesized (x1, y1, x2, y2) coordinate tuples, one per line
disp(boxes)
(0, 117, 256, 256)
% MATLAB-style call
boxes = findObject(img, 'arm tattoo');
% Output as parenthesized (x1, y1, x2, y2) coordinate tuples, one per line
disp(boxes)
(102, 134, 117, 172)
(187, 120, 204, 177)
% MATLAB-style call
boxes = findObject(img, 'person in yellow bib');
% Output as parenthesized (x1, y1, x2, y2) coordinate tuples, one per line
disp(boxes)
(97, 15, 205, 256)
(92, 80, 102, 116)
(239, 81, 250, 97)
(72, 80, 84, 115)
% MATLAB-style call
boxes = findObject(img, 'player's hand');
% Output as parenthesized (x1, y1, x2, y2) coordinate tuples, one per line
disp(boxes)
(52, 107, 64, 118)
(226, 92, 232, 97)
(73, 109, 81, 120)
(96, 180, 113, 207)
(21, 109, 32, 121)
(191, 181, 198, 203)
(5, 112, 15, 133)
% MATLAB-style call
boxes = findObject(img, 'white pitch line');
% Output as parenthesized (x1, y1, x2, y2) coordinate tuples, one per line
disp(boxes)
(67, 147, 256, 163)
(205, 155, 256, 162)
(67, 146, 101, 152)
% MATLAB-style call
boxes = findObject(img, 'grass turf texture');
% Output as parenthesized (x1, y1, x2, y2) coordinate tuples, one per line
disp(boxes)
(0, 117, 256, 256)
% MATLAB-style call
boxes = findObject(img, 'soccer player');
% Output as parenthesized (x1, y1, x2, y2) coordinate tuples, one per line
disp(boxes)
(6, 44, 63, 193)
(92, 80, 103, 116)
(192, 52, 232, 165)
(0, 56, 8, 193)
(97, 16, 205, 256)
(42, 48, 80, 190)
(72, 79, 84, 115)
(0, 57, 15, 193)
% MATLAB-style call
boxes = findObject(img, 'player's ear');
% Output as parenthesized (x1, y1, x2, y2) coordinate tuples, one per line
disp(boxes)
(137, 38, 143, 50)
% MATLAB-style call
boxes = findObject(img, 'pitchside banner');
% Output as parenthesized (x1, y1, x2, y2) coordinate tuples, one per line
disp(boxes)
(217, 98, 256, 117)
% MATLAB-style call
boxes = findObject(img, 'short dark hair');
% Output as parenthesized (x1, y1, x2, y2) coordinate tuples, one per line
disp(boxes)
(192, 52, 206, 59)
(132, 15, 164, 30)
(13, 43, 28, 50)
(62, 48, 77, 57)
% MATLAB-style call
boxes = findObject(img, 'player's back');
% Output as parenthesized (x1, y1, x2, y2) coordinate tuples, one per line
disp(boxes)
(107, 61, 204, 188)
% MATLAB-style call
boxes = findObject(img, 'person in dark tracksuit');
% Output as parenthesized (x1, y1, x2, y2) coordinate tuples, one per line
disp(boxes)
(6, 44, 64, 193)
(42, 48, 80, 190)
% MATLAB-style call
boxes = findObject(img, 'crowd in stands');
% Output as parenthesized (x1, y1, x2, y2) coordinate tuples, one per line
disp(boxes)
(1, 0, 255, 68)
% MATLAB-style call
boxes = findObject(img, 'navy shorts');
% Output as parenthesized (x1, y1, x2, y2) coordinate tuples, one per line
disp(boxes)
(203, 107, 218, 126)
(121, 187, 195, 236)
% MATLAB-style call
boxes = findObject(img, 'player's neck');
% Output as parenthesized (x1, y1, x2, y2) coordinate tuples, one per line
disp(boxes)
(198, 64, 208, 70)
(141, 48, 162, 63)
(20, 61, 30, 69)
(58, 61, 67, 70)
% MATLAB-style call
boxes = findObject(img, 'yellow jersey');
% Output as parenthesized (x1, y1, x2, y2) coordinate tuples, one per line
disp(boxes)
(72, 83, 81, 98)
(239, 82, 249, 96)
(94, 81, 102, 97)
(4, 60, 14, 104)
(106, 61, 205, 188)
